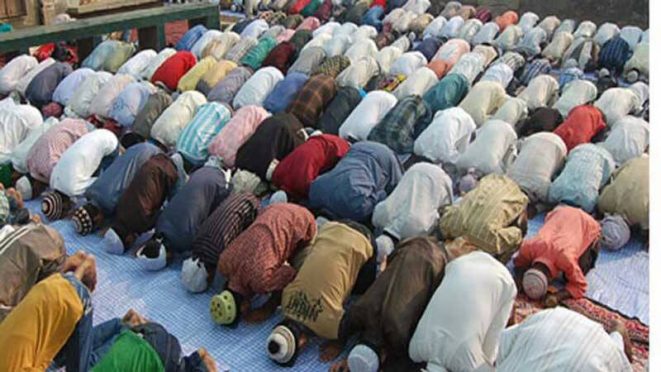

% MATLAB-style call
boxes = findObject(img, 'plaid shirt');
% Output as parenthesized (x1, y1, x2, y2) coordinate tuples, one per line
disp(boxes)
(367, 95, 431, 154)
(311, 56, 351, 79)
(495, 52, 526, 73)
(269, 11, 287, 26)
(287, 74, 337, 128)
(224, 37, 258, 63)
(519, 58, 552, 86)
(218, 203, 316, 298)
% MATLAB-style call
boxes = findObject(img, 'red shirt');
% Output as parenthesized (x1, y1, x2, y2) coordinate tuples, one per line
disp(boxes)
(150, 51, 197, 91)
(371, 0, 386, 8)
(514, 206, 601, 299)
(553, 105, 606, 151)
(288, 0, 312, 14)
(218, 203, 316, 298)
(272, 134, 350, 200)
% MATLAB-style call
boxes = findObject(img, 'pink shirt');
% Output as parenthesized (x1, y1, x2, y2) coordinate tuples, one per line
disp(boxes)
(208, 106, 270, 168)
(514, 206, 601, 299)
(432, 39, 470, 69)
(276, 29, 296, 43)
(27, 118, 90, 183)
(296, 17, 321, 31)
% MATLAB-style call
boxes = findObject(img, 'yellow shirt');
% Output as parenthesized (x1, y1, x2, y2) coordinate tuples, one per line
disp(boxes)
(598, 155, 649, 229)
(281, 222, 372, 340)
(0, 274, 83, 371)
(199, 60, 237, 91)
(177, 56, 217, 92)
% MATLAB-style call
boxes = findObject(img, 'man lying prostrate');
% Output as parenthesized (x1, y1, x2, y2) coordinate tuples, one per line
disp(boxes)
(211, 203, 316, 326)
(495, 308, 632, 370)
(72, 142, 162, 235)
(182, 193, 261, 293)
(413, 107, 476, 170)
(594, 82, 648, 126)
(440, 174, 529, 262)
(455, 119, 518, 178)
(42, 129, 119, 221)
(309, 141, 403, 223)
(331, 237, 447, 372)
(136, 161, 231, 271)
(598, 156, 649, 250)
(266, 221, 375, 366)
(271, 134, 350, 201)
(234, 113, 307, 181)
(409, 250, 517, 372)
(372, 163, 453, 270)
(103, 153, 186, 255)
(515, 205, 601, 307)
(0, 99, 43, 171)
(18, 118, 92, 201)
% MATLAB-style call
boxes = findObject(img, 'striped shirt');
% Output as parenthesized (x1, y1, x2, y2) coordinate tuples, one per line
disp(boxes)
(497, 308, 631, 371)
(287, 74, 337, 128)
(367, 95, 431, 154)
(224, 37, 258, 63)
(176, 102, 232, 166)
(218, 203, 316, 298)
(207, 106, 271, 168)
(27, 118, 89, 183)
(598, 36, 630, 73)
(494, 52, 526, 73)
(549, 144, 615, 213)
(439, 174, 528, 257)
(507, 132, 567, 203)
(240, 36, 277, 71)
(518, 58, 552, 86)
(557, 67, 584, 90)
(191, 193, 261, 271)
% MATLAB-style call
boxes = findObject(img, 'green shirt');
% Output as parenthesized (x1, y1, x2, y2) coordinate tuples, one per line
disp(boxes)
(92, 330, 164, 372)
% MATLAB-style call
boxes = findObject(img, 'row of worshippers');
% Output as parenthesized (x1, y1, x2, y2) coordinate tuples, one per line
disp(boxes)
(0, 195, 636, 371)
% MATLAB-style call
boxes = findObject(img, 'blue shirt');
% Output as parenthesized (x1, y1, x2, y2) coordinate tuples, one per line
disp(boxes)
(176, 102, 232, 165)
(175, 25, 208, 51)
(263, 72, 309, 114)
(414, 37, 443, 62)
(558, 67, 584, 90)
(309, 141, 403, 222)
(362, 6, 385, 32)
(109, 82, 154, 127)
(25, 62, 72, 109)
(519, 58, 552, 86)
(548, 144, 615, 213)
(85, 142, 162, 214)
(598, 36, 631, 73)
(156, 166, 231, 253)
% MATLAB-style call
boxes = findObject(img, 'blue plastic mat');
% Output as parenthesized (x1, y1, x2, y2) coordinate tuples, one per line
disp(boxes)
(26, 201, 648, 371)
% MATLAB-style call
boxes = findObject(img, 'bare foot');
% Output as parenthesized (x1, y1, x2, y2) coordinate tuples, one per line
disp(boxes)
(319, 340, 344, 362)
(122, 309, 148, 327)
(31, 214, 41, 224)
(73, 254, 97, 292)
(610, 319, 633, 363)
(329, 359, 349, 372)
(5, 188, 24, 209)
(198, 348, 218, 372)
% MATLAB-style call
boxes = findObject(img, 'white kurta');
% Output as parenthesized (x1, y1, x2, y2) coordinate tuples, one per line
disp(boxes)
(423, 16, 447, 40)
(10, 117, 60, 174)
(50, 129, 118, 197)
(339, 91, 398, 141)
(372, 162, 453, 239)
(313, 22, 340, 38)
(496, 308, 631, 372)
(542, 31, 574, 62)
(594, 22, 620, 46)
(409, 251, 517, 372)
(323, 34, 353, 57)
(517, 12, 539, 34)
(459, 81, 508, 127)
(0, 55, 38, 95)
(414, 107, 476, 165)
(439, 16, 464, 39)
(375, 46, 404, 74)
(140, 48, 176, 81)
(390, 52, 428, 77)
(517, 74, 559, 110)
(352, 25, 378, 41)
(481, 63, 514, 89)
(624, 42, 649, 77)
(393, 67, 438, 100)
(117, 49, 158, 79)
(52, 68, 95, 106)
(88, 74, 136, 119)
(151, 90, 207, 148)
(65, 71, 113, 119)
(573, 21, 597, 39)
(619, 26, 643, 50)
(594, 87, 643, 127)
(471, 22, 499, 46)
(600, 116, 649, 166)
(493, 97, 528, 127)
(507, 132, 567, 203)
(190, 30, 224, 59)
(232, 67, 283, 109)
(344, 39, 378, 65)
(449, 52, 486, 85)
(553, 79, 597, 118)
(494, 25, 523, 52)
(203, 32, 241, 60)
(0, 103, 43, 163)
(240, 19, 269, 39)
(455, 119, 518, 175)
(336, 57, 379, 90)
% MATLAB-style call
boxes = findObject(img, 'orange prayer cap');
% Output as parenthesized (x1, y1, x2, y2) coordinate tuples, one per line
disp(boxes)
(496, 11, 519, 31)
(427, 60, 449, 79)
